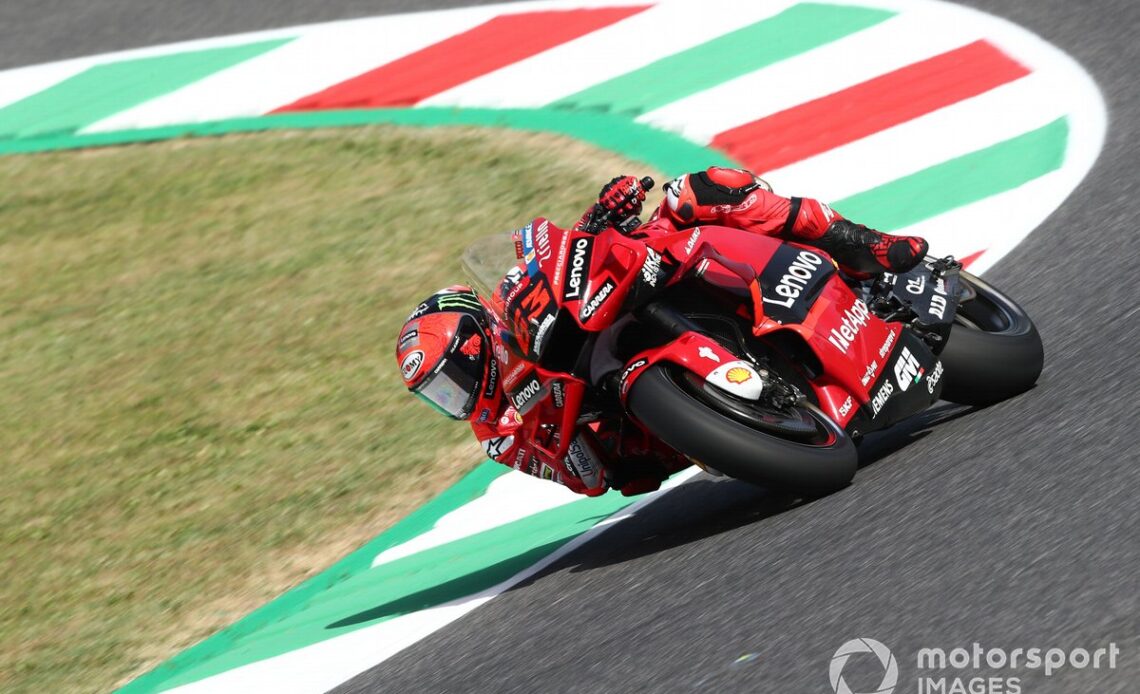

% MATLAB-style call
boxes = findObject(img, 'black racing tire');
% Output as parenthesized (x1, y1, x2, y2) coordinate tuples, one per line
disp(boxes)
(938, 271, 1043, 406)
(627, 364, 857, 495)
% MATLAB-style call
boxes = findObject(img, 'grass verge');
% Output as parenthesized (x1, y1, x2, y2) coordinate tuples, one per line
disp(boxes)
(0, 125, 661, 693)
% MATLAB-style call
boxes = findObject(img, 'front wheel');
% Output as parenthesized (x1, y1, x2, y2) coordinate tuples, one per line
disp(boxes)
(627, 364, 856, 495)
(939, 271, 1043, 406)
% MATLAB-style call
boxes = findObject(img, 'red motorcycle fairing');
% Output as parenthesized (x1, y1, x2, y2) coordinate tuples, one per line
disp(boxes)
(623, 225, 938, 431)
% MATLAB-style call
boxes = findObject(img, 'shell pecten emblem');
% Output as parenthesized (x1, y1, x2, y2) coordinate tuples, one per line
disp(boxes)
(725, 366, 754, 384)
(706, 361, 764, 400)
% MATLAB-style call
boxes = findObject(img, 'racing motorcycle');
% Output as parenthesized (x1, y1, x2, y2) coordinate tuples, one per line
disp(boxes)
(462, 178, 1043, 494)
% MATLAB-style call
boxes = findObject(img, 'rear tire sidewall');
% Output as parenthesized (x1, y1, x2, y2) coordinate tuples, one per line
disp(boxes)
(939, 271, 1044, 406)
(627, 365, 856, 495)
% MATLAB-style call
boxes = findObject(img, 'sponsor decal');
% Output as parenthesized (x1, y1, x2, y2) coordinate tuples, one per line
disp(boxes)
(828, 299, 872, 354)
(511, 447, 527, 470)
(641, 248, 663, 288)
(435, 292, 483, 312)
(534, 219, 552, 263)
(503, 361, 527, 389)
(476, 408, 491, 424)
(566, 436, 601, 488)
(481, 435, 514, 461)
(499, 407, 523, 428)
(698, 346, 721, 362)
(872, 380, 895, 416)
(619, 357, 648, 395)
(579, 278, 615, 320)
(763, 249, 826, 309)
(838, 395, 854, 418)
(407, 302, 430, 320)
(711, 191, 758, 215)
(563, 236, 592, 301)
(525, 455, 540, 476)
(893, 347, 924, 392)
(879, 328, 898, 358)
(927, 360, 944, 395)
(684, 228, 701, 254)
(552, 226, 572, 288)
(519, 222, 540, 276)
(725, 366, 754, 384)
(532, 313, 557, 356)
(398, 327, 419, 350)
(929, 277, 949, 320)
(540, 463, 556, 481)
(510, 373, 542, 411)
(483, 356, 499, 398)
(820, 202, 836, 222)
(861, 360, 878, 387)
(400, 350, 425, 381)
(551, 380, 565, 408)
(906, 276, 927, 295)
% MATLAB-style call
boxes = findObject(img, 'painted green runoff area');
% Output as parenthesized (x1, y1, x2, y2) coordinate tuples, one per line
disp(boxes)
(554, 3, 895, 115)
(134, 478, 640, 692)
(0, 39, 292, 140)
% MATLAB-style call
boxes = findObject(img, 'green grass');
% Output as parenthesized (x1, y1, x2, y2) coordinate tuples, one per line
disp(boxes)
(0, 126, 661, 694)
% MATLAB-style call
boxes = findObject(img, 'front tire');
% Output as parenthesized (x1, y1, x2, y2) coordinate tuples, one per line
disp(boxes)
(627, 364, 856, 495)
(939, 271, 1043, 406)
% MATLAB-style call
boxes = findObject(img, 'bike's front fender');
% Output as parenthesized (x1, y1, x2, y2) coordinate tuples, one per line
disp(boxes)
(617, 331, 763, 406)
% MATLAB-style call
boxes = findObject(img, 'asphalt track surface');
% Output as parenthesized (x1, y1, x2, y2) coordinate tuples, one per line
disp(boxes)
(9, 1, 1138, 692)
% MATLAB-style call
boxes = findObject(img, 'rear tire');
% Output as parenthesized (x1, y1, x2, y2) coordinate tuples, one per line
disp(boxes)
(627, 364, 856, 495)
(939, 271, 1043, 406)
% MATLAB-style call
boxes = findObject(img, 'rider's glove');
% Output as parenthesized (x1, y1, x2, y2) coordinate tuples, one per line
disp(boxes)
(598, 175, 647, 218)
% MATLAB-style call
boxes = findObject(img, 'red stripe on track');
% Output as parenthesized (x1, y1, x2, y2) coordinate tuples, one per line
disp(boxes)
(276, 6, 649, 111)
(711, 40, 1030, 171)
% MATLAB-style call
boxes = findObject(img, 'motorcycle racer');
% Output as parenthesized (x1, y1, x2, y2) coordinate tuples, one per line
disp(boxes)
(397, 286, 684, 498)
(397, 169, 930, 497)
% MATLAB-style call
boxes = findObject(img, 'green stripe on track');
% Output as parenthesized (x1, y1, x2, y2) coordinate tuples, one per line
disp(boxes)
(833, 118, 1070, 229)
(147, 489, 638, 691)
(552, 3, 894, 116)
(117, 461, 510, 694)
(0, 39, 291, 140)
(0, 107, 740, 174)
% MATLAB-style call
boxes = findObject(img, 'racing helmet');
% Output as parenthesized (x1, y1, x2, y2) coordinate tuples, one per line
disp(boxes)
(396, 286, 491, 420)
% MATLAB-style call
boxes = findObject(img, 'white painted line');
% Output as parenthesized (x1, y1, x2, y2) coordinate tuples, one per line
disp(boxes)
(764, 71, 1066, 204)
(636, 9, 985, 143)
(81, 12, 499, 133)
(164, 467, 704, 694)
(419, 0, 797, 109)
(371, 470, 582, 568)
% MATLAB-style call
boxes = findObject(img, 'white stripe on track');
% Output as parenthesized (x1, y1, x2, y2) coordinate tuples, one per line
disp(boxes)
(0, 63, 90, 110)
(81, 12, 505, 133)
(763, 71, 1068, 204)
(417, 0, 798, 109)
(163, 468, 703, 694)
(635, 8, 987, 143)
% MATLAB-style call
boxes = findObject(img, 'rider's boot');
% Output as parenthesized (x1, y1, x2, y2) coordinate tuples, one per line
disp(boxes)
(815, 219, 929, 275)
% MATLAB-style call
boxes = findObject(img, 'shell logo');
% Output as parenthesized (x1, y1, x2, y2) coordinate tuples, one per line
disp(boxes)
(725, 367, 754, 384)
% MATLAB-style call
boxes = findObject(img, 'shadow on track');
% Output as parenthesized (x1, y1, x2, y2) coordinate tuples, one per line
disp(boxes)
(325, 401, 978, 630)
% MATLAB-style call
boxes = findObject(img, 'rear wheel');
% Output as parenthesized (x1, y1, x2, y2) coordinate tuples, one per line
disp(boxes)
(627, 364, 856, 495)
(939, 271, 1043, 406)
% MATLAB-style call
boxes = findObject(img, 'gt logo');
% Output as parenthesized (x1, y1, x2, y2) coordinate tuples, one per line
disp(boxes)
(894, 347, 922, 391)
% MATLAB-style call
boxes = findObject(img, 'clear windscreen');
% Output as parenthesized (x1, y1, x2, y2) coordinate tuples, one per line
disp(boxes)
(461, 232, 520, 315)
